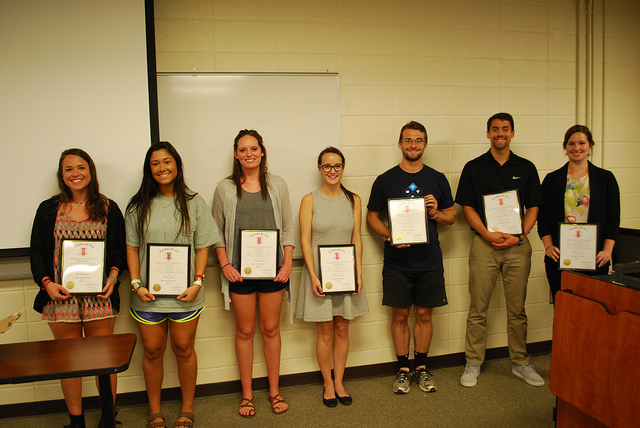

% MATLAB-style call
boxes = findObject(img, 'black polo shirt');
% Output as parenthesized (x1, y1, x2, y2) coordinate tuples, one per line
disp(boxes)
(455, 149, 543, 228)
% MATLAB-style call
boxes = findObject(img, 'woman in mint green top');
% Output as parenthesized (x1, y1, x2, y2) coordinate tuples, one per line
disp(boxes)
(125, 141, 219, 427)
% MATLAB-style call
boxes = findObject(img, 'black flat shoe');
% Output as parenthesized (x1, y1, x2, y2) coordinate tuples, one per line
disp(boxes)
(337, 394, 352, 405)
(322, 388, 337, 408)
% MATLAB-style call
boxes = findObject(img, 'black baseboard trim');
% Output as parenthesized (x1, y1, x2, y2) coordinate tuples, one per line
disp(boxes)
(1, 340, 551, 418)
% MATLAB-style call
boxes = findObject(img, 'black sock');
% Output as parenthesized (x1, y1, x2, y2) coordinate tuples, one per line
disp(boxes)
(414, 351, 428, 369)
(397, 353, 410, 371)
(68, 413, 85, 428)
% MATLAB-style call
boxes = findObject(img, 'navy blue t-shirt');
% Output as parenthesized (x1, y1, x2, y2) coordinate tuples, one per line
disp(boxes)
(367, 164, 454, 272)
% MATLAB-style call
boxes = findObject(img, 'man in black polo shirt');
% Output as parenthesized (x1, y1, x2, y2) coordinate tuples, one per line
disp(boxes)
(367, 121, 456, 394)
(455, 112, 545, 388)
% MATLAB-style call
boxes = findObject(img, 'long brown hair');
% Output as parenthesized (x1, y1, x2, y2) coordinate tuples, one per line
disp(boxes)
(56, 148, 108, 221)
(229, 129, 269, 200)
(317, 146, 356, 208)
(126, 141, 195, 243)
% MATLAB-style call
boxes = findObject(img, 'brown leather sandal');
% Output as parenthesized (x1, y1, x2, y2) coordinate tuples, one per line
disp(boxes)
(238, 397, 256, 418)
(268, 393, 288, 414)
(173, 411, 194, 427)
(147, 413, 167, 428)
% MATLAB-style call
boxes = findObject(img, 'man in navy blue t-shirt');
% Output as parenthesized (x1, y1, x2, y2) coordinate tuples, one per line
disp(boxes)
(367, 121, 456, 394)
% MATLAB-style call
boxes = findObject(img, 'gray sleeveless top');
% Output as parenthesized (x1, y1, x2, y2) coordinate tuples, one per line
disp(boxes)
(295, 190, 369, 322)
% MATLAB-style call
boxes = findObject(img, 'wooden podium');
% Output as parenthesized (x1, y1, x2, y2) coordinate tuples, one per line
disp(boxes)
(550, 271, 640, 428)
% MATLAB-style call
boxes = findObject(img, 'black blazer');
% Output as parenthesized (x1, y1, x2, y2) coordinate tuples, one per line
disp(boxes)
(537, 161, 620, 251)
(30, 196, 127, 313)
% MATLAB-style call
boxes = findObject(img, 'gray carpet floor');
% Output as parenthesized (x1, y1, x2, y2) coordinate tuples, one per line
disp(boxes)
(7, 353, 554, 428)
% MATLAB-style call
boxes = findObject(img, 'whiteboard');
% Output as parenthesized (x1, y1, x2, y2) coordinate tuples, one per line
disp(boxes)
(0, 0, 150, 253)
(156, 73, 341, 258)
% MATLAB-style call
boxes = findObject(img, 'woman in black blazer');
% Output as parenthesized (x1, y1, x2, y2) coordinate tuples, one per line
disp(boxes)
(538, 125, 620, 301)
(30, 148, 126, 428)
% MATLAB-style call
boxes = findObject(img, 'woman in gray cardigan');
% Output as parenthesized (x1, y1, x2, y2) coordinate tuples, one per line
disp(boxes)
(213, 129, 294, 417)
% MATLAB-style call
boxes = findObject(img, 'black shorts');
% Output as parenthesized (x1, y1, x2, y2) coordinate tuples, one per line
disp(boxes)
(229, 278, 289, 295)
(382, 266, 447, 308)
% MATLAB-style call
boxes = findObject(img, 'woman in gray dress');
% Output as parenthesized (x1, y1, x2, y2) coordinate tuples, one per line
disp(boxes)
(297, 147, 369, 407)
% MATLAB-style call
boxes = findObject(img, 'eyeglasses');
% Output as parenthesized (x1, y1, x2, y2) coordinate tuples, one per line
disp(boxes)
(320, 163, 344, 173)
(401, 138, 426, 144)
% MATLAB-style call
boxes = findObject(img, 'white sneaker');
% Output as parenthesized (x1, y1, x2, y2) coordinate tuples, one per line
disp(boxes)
(512, 363, 545, 387)
(460, 363, 480, 387)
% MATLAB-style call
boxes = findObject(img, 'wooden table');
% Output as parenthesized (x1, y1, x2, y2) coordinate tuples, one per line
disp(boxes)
(0, 333, 136, 428)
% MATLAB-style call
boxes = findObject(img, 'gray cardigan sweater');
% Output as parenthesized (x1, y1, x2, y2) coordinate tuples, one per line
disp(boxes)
(212, 175, 294, 311)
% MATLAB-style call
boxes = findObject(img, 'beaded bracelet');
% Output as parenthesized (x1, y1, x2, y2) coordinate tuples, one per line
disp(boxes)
(131, 278, 142, 293)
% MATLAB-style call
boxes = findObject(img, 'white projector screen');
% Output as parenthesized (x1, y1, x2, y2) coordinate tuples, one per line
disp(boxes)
(0, 0, 151, 253)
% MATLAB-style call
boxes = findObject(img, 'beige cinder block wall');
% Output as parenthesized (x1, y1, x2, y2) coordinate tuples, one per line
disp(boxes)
(2, 0, 639, 404)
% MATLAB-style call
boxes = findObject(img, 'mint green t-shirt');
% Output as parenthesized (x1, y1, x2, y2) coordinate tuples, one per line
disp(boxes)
(125, 194, 220, 313)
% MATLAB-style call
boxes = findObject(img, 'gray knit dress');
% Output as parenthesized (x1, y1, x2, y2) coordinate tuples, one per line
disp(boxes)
(295, 190, 369, 322)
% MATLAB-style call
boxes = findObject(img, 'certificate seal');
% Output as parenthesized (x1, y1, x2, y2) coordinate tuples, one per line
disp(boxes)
(66, 281, 74, 290)
(153, 283, 162, 292)
(395, 234, 403, 241)
(325, 282, 333, 290)
(563, 259, 571, 266)
(244, 267, 252, 275)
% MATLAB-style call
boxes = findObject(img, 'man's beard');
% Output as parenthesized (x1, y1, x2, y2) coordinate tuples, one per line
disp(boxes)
(403, 150, 423, 161)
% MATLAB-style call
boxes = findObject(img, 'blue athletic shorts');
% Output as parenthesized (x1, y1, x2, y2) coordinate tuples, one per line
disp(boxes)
(130, 307, 204, 325)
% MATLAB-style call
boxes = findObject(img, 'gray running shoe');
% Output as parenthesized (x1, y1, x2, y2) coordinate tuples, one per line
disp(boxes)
(460, 363, 480, 387)
(512, 363, 545, 387)
(413, 367, 437, 392)
(392, 369, 411, 394)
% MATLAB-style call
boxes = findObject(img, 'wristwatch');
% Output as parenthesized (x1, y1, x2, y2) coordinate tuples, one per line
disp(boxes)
(518, 236, 525, 246)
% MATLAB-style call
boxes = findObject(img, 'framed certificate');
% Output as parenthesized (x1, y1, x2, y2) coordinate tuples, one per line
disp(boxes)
(61, 239, 105, 294)
(240, 229, 279, 279)
(559, 223, 598, 271)
(318, 244, 357, 294)
(147, 243, 191, 296)
(387, 198, 429, 246)
(483, 190, 523, 235)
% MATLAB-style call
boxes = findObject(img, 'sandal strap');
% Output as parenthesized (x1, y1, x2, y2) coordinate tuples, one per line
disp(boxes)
(269, 393, 286, 405)
(148, 413, 164, 422)
(269, 393, 288, 414)
(240, 397, 254, 405)
(173, 411, 194, 427)
(147, 413, 167, 428)
(177, 412, 194, 421)
(238, 396, 256, 417)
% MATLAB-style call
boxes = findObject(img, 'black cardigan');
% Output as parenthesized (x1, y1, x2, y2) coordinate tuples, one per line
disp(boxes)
(30, 196, 127, 313)
(537, 161, 620, 251)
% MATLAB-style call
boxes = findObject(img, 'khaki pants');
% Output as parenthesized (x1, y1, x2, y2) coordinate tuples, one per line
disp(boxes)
(465, 234, 532, 366)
